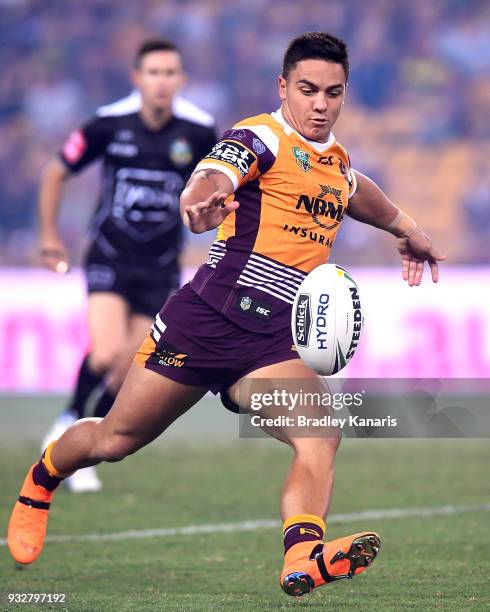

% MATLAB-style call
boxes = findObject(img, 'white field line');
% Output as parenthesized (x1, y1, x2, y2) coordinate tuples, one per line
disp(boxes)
(1, 502, 489, 547)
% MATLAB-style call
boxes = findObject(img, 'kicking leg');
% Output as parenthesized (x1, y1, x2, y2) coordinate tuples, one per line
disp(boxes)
(52, 363, 205, 471)
(8, 364, 207, 565)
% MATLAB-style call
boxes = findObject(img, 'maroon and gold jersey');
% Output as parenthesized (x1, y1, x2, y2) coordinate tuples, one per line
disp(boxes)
(189, 109, 356, 333)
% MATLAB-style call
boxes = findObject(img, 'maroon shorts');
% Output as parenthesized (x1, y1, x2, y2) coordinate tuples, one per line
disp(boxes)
(135, 283, 299, 394)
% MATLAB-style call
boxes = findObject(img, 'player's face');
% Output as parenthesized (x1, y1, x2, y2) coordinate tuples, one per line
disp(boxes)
(278, 59, 346, 142)
(132, 50, 185, 111)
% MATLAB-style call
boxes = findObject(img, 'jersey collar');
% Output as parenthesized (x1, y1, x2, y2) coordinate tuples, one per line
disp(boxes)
(271, 108, 336, 152)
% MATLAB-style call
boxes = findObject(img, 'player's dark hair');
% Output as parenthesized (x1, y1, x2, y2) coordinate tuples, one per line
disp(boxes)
(134, 38, 181, 68)
(282, 32, 349, 82)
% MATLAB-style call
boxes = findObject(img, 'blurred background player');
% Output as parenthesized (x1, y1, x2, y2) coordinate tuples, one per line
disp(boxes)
(39, 38, 217, 492)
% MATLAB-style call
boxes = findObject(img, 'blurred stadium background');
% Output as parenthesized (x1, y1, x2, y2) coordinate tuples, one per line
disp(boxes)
(1, 0, 490, 266)
(1, 0, 489, 391)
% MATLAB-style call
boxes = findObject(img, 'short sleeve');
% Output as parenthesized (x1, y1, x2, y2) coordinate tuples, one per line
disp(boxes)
(194, 127, 276, 191)
(59, 117, 108, 173)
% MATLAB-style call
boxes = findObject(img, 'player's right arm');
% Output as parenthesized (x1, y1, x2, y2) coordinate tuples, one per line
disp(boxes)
(39, 158, 71, 273)
(180, 169, 238, 234)
(180, 127, 272, 234)
(39, 119, 109, 272)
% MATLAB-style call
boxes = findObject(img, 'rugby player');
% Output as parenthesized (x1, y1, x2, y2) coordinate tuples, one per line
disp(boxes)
(39, 39, 217, 491)
(9, 33, 445, 596)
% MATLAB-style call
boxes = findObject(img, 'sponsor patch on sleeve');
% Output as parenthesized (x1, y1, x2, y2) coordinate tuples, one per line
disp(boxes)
(204, 140, 257, 177)
(62, 129, 87, 164)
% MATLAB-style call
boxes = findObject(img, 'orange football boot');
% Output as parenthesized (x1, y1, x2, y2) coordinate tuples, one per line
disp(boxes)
(280, 532, 381, 597)
(8, 465, 54, 564)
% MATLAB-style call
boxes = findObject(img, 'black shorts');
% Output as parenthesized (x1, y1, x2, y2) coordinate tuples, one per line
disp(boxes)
(84, 243, 180, 317)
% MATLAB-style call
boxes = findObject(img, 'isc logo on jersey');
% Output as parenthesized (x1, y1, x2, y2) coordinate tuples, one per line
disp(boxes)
(291, 264, 363, 375)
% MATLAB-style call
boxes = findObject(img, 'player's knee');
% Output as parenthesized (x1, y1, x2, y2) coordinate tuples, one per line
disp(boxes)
(88, 348, 121, 374)
(292, 434, 341, 462)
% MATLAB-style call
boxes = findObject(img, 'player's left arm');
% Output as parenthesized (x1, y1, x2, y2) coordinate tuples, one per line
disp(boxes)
(347, 171, 446, 286)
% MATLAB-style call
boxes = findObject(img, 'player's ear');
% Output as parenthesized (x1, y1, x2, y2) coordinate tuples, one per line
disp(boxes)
(278, 75, 287, 101)
(178, 70, 187, 90)
(131, 69, 140, 90)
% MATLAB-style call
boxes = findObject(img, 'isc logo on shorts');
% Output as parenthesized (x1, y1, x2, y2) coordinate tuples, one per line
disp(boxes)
(234, 293, 272, 321)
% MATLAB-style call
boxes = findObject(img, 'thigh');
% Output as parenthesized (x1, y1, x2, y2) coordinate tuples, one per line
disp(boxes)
(87, 292, 129, 355)
(99, 362, 208, 448)
(134, 284, 245, 392)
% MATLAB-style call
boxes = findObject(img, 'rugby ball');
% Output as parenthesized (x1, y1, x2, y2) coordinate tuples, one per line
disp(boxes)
(291, 264, 363, 375)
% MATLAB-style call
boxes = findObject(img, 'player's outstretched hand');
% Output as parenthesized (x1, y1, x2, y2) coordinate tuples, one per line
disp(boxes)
(397, 231, 446, 286)
(40, 240, 70, 274)
(185, 191, 239, 234)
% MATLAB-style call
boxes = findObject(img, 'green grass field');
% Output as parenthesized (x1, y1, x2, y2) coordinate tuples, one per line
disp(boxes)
(0, 396, 489, 611)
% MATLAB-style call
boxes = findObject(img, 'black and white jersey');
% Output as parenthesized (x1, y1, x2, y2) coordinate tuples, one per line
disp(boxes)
(59, 92, 217, 264)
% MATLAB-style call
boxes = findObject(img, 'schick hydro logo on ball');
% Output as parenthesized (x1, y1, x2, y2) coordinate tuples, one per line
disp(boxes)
(294, 294, 312, 347)
(291, 264, 364, 375)
(315, 293, 330, 350)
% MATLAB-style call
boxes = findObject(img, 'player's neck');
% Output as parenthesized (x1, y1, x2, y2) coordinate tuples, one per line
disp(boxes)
(139, 105, 172, 131)
(280, 104, 331, 144)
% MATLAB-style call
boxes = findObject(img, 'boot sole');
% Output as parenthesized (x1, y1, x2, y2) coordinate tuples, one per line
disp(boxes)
(281, 533, 381, 597)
